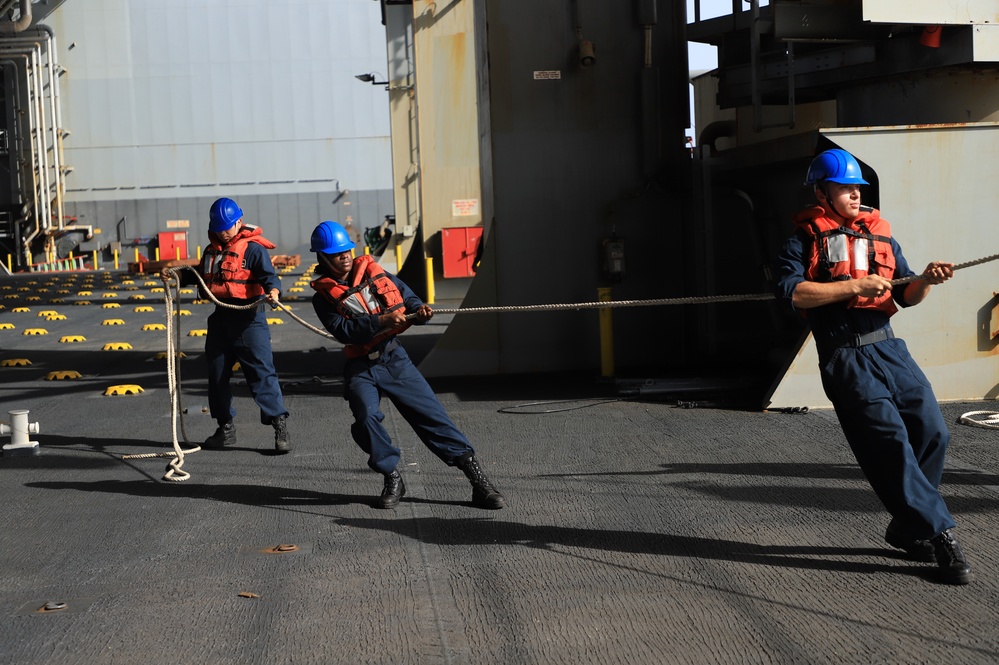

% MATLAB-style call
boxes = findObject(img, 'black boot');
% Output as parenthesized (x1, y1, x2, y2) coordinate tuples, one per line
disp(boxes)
(272, 415, 290, 453)
(931, 529, 974, 585)
(377, 470, 406, 509)
(885, 518, 935, 563)
(457, 454, 505, 510)
(204, 421, 236, 449)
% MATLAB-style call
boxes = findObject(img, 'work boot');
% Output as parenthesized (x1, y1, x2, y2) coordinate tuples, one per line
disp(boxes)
(272, 415, 290, 453)
(931, 529, 974, 585)
(377, 470, 406, 509)
(457, 454, 505, 510)
(884, 518, 935, 563)
(204, 421, 236, 449)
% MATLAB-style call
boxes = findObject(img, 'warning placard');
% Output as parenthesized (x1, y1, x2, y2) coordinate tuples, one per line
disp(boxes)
(533, 70, 561, 80)
(451, 199, 480, 217)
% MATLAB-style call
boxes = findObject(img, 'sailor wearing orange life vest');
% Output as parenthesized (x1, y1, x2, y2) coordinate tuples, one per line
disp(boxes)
(775, 149, 971, 584)
(309, 221, 505, 510)
(163, 197, 290, 453)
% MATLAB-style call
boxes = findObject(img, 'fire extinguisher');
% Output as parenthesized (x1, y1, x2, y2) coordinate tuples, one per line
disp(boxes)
(601, 234, 625, 282)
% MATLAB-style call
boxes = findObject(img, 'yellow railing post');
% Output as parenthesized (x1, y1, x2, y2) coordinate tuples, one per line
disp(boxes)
(113, 249, 119, 270)
(395, 243, 403, 273)
(598, 287, 614, 378)
(425, 257, 436, 305)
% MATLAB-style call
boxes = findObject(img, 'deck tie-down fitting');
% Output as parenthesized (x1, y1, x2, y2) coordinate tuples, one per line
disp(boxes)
(1, 409, 40, 456)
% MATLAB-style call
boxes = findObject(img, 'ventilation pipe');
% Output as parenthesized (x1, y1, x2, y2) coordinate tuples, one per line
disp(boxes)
(0, 0, 32, 34)
(638, 0, 660, 177)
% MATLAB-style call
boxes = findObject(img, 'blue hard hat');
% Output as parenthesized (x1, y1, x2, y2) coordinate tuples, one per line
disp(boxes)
(804, 149, 870, 186)
(310, 220, 355, 254)
(209, 197, 243, 232)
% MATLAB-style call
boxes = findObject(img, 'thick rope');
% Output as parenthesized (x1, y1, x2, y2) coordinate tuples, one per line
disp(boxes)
(425, 252, 999, 316)
(958, 411, 999, 430)
(142, 254, 998, 472)
(120, 270, 201, 480)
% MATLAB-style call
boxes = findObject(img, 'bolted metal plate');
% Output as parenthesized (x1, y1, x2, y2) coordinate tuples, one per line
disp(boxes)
(15, 598, 95, 616)
(254, 542, 313, 555)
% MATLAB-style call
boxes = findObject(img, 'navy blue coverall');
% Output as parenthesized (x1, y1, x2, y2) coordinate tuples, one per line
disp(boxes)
(311, 269, 476, 475)
(776, 230, 955, 542)
(184, 242, 288, 426)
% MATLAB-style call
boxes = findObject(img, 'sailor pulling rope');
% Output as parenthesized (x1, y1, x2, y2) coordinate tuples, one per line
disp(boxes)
(132, 250, 999, 481)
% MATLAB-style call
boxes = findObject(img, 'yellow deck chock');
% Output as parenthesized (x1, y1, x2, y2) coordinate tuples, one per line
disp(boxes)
(102, 302, 121, 309)
(0, 322, 14, 329)
(45, 314, 67, 321)
(134, 306, 154, 312)
(142, 323, 167, 331)
(102, 342, 133, 351)
(102, 319, 126, 326)
(59, 335, 86, 343)
(0, 358, 30, 367)
(188, 329, 208, 337)
(46, 371, 82, 380)
(104, 385, 144, 396)
(22, 328, 48, 335)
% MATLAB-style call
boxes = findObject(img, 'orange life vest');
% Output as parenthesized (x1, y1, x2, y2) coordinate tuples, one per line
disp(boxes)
(311, 255, 413, 358)
(202, 225, 277, 301)
(793, 205, 897, 315)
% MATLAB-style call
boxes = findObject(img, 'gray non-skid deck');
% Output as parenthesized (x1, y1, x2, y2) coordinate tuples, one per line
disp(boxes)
(1, 270, 997, 664)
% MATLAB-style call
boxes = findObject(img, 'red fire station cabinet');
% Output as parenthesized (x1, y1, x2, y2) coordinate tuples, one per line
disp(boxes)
(157, 231, 189, 260)
(441, 226, 482, 278)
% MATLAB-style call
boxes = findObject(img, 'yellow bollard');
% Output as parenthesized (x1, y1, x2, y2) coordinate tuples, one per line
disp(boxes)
(395, 243, 403, 273)
(425, 257, 436, 305)
(598, 287, 614, 378)
(113, 249, 119, 270)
